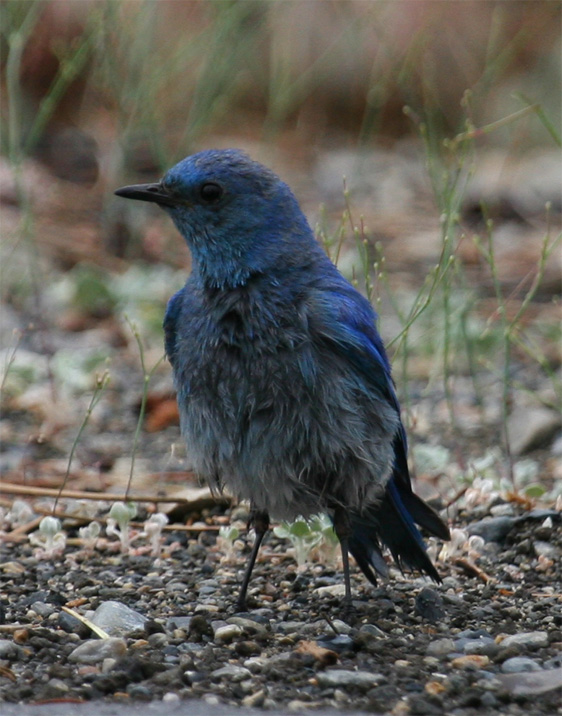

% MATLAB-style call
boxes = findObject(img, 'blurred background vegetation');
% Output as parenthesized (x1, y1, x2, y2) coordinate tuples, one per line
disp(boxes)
(1, 0, 561, 501)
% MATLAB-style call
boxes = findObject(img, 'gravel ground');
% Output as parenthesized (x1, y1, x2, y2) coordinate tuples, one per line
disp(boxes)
(0, 500, 560, 714)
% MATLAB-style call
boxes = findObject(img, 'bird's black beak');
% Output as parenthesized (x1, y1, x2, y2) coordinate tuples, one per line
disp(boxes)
(114, 182, 178, 208)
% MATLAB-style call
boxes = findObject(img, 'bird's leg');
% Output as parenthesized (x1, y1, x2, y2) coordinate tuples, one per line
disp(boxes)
(332, 506, 353, 613)
(236, 509, 269, 612)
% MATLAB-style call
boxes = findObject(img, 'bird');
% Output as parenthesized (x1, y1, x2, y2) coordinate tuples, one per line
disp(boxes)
(115, 149, 450, 612)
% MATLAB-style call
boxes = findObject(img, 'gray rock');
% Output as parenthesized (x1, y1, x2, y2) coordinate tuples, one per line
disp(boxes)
(68, 637, 127, 664)
(462, 638, 497, 656)
(0, 640, 21, 660)
(533, 541, 559, 560)
(211, 665, 251, 682)
(41, 678, 70, 699)
(497, 667, 562, 696)
(90, 601, 147, 637)
(227, 616, 269, 636)
(415, 586, 445, 622)
(500, 631, 549, 650)
(508, 406, 561, 455)
(501, 656, 543, 673)
(213, 624, 243, 642)
(166, 616, 192, 631)
(359, 623, 386, 639)
(468, 516, 516, 543)
(426, 638, 455, 657)
(316, 669, 385, 689)
(30, 601, 56, 618)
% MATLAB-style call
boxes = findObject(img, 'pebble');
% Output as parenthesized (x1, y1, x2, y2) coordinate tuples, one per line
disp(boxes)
(227, 616, 269, 636)
(41, 678, 70, 698)
(415, 587, 445, 622)
(467, 516, 515, 543)
(507, 406, 561, 454)
(0, 639, 21, 660)
(463, 639, 499, 657)
(499, 631, 548, 650)
(501, 656, 543, 673)
(242, 689, 266, 707)
(316, 669, 385, 689)
(534, 541, 559, 560)
(30, 601, 56, 618)
(213, 624, 243, 642)
(313, 584, 346, 597)
(243, 656, 268, 673)
(68, 638, 127, 664)
(211, 665, 251, 682)
(426, 638, 455, 657)
(359, 623, 386, 639)
(497, 666, 562, 696)
(316, 634, 354, 653)
(331, 619, 352, 634)
(162, 692, 180, 703)
(90, 601, 147, 636)
(451, 655, 490, 669)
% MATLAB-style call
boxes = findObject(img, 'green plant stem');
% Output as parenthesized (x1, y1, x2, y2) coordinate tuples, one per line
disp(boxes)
(125, 317, 165, 499)
(53, 371, 111, 512)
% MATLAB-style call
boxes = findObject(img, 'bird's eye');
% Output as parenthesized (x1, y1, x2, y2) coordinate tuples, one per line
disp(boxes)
(199, 182, 223, 203)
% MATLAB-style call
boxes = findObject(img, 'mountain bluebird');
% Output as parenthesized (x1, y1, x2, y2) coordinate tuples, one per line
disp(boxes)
(116, 149, 450, 611)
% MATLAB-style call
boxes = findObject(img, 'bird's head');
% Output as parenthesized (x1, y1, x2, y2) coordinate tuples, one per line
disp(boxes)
(115, 149, 317, 288)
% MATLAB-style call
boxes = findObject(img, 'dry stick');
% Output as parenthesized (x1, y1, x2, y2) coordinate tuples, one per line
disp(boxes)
(0, 482, 193, 503)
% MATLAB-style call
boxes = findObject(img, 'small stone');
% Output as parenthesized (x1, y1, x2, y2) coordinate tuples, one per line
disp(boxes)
(331, 619, 352, 634)
(90, 601, 147, 637)
(127, 684, 152, 701)
(211, 665, 251, 682)
(313, 584, 346, 597)
(359, 623, 386, 639)
(227, 616, 269, 636)
(0, 639, 21, 660)
(497, 666, 562, 696)
(408, 694, 444, 715)
(213, 624, 243, 642)
(425, 681, 447, 695)
(243, 656, 268, 673)
(427, 638, 455, 658)
(242, 689, 265, 707)
(68, 638, 127, 664)
(316, 634, 354, 653)
(42, 678, 69, 699)
(415, 587, 445, 622)
(499, 631, 548, 650)
(451, 655, 490, 669)
(501, 656, 543, 673)
(30, 601, 56, 618)
(316, 669, 385, 689)
(534, 541, 559, 560)
(507, 406, 561, 454)
(462, 638, 496, 655)
(468, 517, 516, 543)
(162, 692, 180, 703)
(166, 616, 192, 631)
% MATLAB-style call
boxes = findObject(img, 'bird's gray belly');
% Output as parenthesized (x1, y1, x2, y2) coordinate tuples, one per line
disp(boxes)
(175, 346, 399, 520)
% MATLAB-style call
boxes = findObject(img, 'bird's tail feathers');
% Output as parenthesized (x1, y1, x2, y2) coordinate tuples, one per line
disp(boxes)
(348, 472, 449, 586)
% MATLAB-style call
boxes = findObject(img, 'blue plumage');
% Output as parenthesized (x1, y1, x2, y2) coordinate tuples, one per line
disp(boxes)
(115, 149, 450, 610)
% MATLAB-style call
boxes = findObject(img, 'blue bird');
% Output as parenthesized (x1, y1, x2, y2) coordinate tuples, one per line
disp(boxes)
(115, 149, 450, 611)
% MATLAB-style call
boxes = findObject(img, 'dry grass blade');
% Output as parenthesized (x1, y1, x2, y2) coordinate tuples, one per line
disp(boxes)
(62, 607, 110, 640)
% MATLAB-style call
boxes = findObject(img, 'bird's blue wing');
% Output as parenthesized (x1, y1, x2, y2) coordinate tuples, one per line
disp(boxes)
(309, 283, 449, 581)
(163, 288, 184, 366)
(307, 284, 399, 409)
